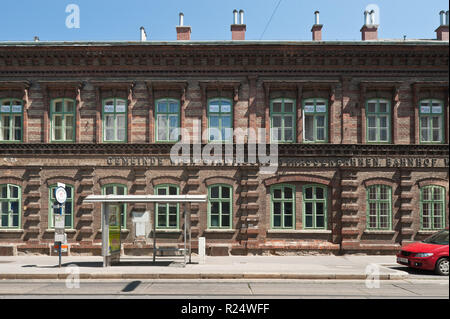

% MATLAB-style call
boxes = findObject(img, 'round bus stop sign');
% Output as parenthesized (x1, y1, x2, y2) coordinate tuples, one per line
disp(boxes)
(55, 187, 67, 204)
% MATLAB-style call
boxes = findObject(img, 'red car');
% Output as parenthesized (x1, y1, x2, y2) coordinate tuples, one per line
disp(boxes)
(397, 228, 449, 276)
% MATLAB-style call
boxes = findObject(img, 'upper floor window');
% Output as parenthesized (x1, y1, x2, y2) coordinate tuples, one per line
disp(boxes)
(303, 185, 327, 229)
(421, 186, 446, 230)
(208, 98, 232, 143)
(49, 184, 73, 229)
(419, 99, 444, 144)
(366, 99, 390, 143)
(155, 184, 179, 229)
(0, 99, 23, 142)
(155, 99, 180, 142)
(102, 184, 127, 229)
(303, 99, 328, 143)
(103, 98, 127, 142)
(270, 98, 296, 143)
(51, 98, 75, 142)
(366, 185, 392, 230)
(208, 184, 232, 229)
(271, 184, 295, 229)
(0, 184, 21, 229)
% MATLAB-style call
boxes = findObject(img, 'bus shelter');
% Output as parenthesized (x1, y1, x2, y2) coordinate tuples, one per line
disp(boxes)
(83, 195, 207, 267)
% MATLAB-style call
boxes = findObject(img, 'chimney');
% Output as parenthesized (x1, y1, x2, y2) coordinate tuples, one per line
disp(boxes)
(311, 11, 323, 41)
(231, 9, 246, 40)
(176, 12, 191, 40)
(360, 10, 378, 41)
(435, 10, 449, 41)
(140, 27, 147, 41)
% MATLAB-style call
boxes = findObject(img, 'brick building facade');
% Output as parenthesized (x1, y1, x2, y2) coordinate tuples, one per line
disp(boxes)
(0, 14, 449, 256)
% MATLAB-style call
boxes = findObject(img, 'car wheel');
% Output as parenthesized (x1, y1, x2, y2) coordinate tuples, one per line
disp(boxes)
(435, 258, 449, 276)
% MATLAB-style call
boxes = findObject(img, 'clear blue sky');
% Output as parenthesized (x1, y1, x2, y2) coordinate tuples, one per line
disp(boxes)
(1, 0, 449, 41)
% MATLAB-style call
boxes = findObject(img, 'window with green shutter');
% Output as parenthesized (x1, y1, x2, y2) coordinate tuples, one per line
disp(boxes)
(155, 184, 180, 229)
(303, 185, 327, 229)
(0, 184, 21, 229)
(155, 98, 180, 142)
(303, 99, 328, 143)
(366, 185, 392, 230)
(0, 99, 23, 142)
(421, 186, 446, 230)
(51, 98, 76, 142)
(49, 185, 74, 229)
(208, 98, 233, 143)
(271, 185, 295, 229)
(419, 99, 444, 144)
(366, 99, 391, 143)
(208, 185, 233, 229)
(270, 98, 296, 143)
(103, 98, 127, 142)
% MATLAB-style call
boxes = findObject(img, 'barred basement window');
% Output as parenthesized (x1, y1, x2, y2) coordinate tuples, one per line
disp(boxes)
(419, 99, 444, 144)
(271, 184, 295, 229)
(155, 99, 180, 142)
(208, 98, 233, 143)
(303, 185, 327, 229)
(303, 99, 328, 143)
(366, 99, 391, 143)
(103, 98, 127, 142)
(0, 99, 23, 142)
(155, 184, 179, 229)
(208, 184, 232, 229)
(102, 184, 127, 229)
(366, 185, 392, 230)
(421, 186, 446, 230)
(270, 98, 296, 143)
(0, 184, 21, 228)
(49, 185, 73, 229)
(51, 98, 76, 142)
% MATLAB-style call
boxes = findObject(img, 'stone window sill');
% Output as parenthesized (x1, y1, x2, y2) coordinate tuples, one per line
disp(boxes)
(267, 229, 332, 234)
(203, 229, 236, 233)
(0, 229, 24, 233)
(97, 229, 130, 233)
(418, 230, 439, 235)
(363, 230, 395, 234)
(45, 229, 77, 233)
(154, 229, 182, 233)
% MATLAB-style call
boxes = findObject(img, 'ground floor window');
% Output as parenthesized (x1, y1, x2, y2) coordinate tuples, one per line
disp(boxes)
(208, 184, 232, 229)
(102, 184, 127, 228)
(271, 185, 295, 229)
(49, 185, 73, 229)
(366, 185, 392, 230)
(0, 184, 21, 228)
(303, 185, 327, 229)
(421, 186, 446, 230)
(155, 184, 179, 229)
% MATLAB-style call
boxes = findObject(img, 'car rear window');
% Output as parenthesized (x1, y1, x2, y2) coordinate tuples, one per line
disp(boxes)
(423, 229, 449, 245)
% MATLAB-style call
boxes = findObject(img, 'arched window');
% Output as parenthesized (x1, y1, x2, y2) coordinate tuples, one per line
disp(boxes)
(366, 98, 390, 143)
(208, 98, 233, 142)
(271, 184, 295, 229)
(103, 98, 127, 142)
(421, 186, 446, 230)
(303, 185, 327, 229)
(49, 184, 73, 229)
(303, 99, 328, 143)
(419, 99, 444, 144)
(51, 98, 76, 142)
(270, 98, 296, 143)
(155, 98, 180, 142)
(101, 184, 127, 229)
(366, 185, 392, 230)
(0, 99, 23, 142)
(155, 184, 179, 229)
(0, 184, 21, 228)
(208, 184, 232, 229)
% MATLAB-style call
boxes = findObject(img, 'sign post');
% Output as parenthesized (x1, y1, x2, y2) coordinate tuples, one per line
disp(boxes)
(54, 183, 67, 268)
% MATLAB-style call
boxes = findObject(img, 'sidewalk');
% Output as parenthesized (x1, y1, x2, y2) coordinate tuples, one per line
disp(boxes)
(0, 255, 410, 280)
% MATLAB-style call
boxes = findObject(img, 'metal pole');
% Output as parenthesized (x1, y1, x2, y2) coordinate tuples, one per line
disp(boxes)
(153, 206, 156, 263)
(58, 204, 63, 268)
(189, 204, 192, 264)
(183, 204, 187, 267)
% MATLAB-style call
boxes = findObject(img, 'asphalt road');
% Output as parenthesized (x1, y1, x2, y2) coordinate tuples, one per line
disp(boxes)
(0, 279, 448, 299)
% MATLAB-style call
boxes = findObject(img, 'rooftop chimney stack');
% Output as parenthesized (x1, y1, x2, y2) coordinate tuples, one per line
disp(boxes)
(311, 11, 323, 41)
(140, 27, 147, 41)
(231, 9, 246, 40)
(176, 12, 191, 40)
(436, 10, 449, 41)
(360, 10, 378, 41)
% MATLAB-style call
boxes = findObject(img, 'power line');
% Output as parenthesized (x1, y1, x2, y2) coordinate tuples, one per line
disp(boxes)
(259, 0, 283, 40)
